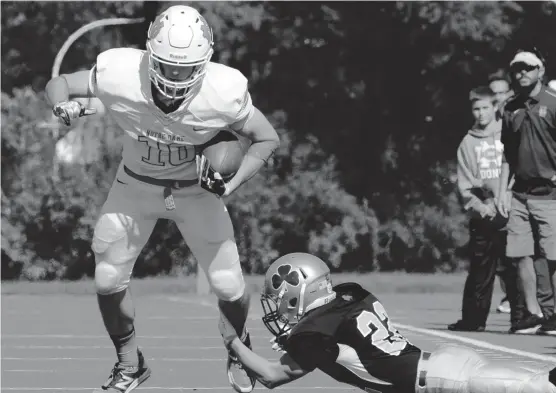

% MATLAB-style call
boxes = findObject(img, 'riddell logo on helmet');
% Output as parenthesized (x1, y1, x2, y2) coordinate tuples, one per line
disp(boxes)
(170, 53, 188, 59)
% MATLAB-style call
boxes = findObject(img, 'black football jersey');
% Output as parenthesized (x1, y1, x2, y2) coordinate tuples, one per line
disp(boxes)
(285, 282, 421, 393)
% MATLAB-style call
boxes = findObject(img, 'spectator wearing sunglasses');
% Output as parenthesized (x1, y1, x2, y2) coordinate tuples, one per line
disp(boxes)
(498, 48, 556, 335)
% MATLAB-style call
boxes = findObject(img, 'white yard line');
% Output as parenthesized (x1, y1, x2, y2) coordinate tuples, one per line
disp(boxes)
(166, 295, 556, 363)
(393, 322, 556, 363)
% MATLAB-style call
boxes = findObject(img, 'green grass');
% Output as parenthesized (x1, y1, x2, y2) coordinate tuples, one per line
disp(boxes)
(1, 272, 467, 296)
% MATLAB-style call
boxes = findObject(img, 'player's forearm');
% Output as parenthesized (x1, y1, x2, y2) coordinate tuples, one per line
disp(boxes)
(45, 76, 70, 106)
(457, 184, 485, 215)
(226, 139, 279, 193)
(229, 338, 293, 389)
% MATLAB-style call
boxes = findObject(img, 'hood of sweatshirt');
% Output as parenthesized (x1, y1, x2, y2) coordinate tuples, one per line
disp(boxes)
(467, 119, 501, 138)
(457, 119, 504, 205)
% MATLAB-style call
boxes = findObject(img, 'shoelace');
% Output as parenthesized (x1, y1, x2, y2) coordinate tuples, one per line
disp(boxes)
(102, 363, 120, 388)
(103, 364, 137, 390)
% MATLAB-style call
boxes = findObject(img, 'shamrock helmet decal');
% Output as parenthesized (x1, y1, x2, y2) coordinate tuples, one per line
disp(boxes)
(271, 264, 300, 290)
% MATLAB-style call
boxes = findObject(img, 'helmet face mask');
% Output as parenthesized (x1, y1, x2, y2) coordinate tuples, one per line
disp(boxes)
(261, 293, 293, 338)
(146, 5, 214, 100)
(261, 254, 336, 338)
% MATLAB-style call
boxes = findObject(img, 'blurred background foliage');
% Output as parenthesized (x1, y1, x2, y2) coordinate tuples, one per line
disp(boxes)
(2, 1, 556, 280)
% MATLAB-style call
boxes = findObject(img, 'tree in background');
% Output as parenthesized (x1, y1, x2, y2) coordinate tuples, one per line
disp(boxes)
(2, 1, 555, 279)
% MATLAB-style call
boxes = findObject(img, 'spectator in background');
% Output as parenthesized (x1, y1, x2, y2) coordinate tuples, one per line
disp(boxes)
(498, 48, 556, 335)
(489, 76, 514, 111)
(448, 86, 518, 332)
(488, 75, 514, 314)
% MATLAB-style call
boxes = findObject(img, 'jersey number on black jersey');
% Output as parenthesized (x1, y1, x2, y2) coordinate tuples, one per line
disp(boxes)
(355, 301, 408, 356)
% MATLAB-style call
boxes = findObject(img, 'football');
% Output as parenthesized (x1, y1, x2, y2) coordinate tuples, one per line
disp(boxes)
(201, 131, 245, 178)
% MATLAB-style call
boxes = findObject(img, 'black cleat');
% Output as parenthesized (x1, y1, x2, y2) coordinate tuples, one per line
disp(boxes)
(447, 320, 485, 332)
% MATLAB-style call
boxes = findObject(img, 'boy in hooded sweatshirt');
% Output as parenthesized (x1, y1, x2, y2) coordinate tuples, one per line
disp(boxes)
(448, 86, 523, 332)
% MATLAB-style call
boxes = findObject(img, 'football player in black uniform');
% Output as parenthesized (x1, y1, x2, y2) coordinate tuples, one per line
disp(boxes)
(219, 253, 556, 393)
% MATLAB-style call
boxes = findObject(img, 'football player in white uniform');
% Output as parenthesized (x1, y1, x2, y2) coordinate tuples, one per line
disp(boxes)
(45, 5, 279, 393)
(219, 253, 556, 393)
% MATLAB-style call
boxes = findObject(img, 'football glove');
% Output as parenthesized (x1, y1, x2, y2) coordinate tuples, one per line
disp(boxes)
(269, 335, 288, 353)
(53, 101, 96, 126)
(196, 154, 228, 197)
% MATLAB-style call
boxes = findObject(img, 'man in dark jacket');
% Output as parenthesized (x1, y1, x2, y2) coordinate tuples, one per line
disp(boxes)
(498, 48, 556, 335)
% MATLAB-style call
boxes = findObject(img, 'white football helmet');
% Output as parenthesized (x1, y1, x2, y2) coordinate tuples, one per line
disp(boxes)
(146, 5, 214, 100)
(261, 253, 336, 338)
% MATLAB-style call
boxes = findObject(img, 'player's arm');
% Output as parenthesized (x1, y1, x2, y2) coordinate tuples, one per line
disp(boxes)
(45, 69, 95, 106)
(45, 68, 97, 126)
(225, 106, 280, 195)
(226, 107, 280, 195)
(228, 337, 310, 389)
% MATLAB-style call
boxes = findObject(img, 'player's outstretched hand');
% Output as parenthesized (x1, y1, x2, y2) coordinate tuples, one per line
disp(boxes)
(219, 314, 238, 349)
(196, 155, 229, 197)
(53, 101, 97, 126)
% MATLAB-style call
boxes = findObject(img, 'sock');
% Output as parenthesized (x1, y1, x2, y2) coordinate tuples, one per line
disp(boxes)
(218, 291, 250, 337)
(110, 328, 139, 369)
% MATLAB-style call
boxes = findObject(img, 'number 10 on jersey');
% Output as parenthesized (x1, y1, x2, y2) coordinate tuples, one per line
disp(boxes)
(356, 301, 409, 356)
(138, 135, 196, 167)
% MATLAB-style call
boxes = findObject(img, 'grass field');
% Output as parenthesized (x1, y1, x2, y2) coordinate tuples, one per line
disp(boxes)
(1, 272, 471, 296)
(2, 273, 555, 393)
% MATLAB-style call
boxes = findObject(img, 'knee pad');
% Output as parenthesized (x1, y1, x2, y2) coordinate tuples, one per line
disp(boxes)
(94, 261, 129, 295)
(208, 258, 245, 301)
(92, 214, 138, 295)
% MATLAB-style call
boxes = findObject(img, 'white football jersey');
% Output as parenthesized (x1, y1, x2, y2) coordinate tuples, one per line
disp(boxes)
(89, 48, 254, 180)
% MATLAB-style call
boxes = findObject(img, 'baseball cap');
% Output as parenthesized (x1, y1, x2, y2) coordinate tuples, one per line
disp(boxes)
(509, 51, 544, 68)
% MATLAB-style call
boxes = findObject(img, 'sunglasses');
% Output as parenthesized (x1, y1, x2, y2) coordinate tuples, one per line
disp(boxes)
(510, 63, 538, 73)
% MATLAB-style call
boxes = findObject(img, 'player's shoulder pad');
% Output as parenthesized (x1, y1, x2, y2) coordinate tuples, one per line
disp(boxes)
(202, 62, 249, 112)
(96, 48, 144, 78)
(335, 282, 377, 305)
(94, 48, 144, 91)
(334, 282, 368, 296)
(96, 48, 142, 71)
